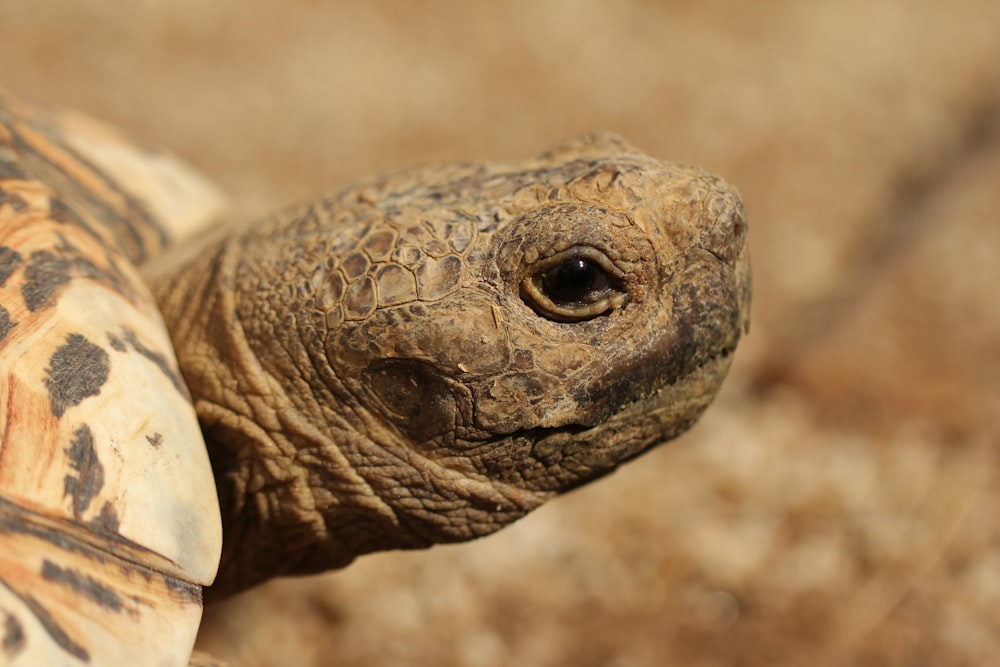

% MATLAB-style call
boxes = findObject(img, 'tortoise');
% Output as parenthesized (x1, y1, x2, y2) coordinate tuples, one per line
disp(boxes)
(0, 90, 751, 666)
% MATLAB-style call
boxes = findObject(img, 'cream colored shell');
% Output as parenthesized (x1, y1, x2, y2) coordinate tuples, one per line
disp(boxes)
(0, 92, 224, 666)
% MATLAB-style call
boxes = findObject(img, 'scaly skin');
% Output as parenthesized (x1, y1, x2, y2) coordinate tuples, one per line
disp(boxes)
(155, 133, 752, 599)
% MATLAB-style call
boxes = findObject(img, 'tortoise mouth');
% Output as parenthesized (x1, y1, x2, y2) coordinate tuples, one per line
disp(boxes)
(472, 346, 737, 492)
(535, 345, 735, 442)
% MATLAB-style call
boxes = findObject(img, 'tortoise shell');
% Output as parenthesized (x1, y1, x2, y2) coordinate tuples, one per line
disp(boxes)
(0, 90, 224, 666)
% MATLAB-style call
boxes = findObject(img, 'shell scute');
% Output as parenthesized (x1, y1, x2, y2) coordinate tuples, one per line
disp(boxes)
(0, 195, 220, 588)
(0, 91, 226, 666)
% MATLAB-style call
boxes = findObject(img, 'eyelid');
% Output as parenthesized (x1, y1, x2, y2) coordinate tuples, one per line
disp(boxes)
(530, 246, 625, 282)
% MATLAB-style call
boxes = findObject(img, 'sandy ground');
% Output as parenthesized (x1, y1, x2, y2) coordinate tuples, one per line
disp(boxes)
(2, 1, 999, 665)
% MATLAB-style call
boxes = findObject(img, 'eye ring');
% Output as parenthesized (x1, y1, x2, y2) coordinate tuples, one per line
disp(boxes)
(521, 246, 627, 322)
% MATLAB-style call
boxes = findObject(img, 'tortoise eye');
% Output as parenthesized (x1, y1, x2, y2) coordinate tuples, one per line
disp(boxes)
(521, 247, 626, 322)
(541, 257, 608, 305)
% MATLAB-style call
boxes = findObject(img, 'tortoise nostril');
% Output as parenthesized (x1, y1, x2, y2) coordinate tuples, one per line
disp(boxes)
(699, 210, 748, 265)
(732, 215, 746, 243)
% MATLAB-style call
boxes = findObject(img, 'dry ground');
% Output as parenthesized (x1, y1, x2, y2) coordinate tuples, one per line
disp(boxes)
(2, 1, 999, 665)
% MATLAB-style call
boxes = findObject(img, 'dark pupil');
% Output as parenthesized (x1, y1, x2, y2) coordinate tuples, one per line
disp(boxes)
(542, 258, 602, 304)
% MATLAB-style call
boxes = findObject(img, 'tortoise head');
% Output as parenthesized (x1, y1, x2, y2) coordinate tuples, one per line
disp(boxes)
(157, 133, 751, 597)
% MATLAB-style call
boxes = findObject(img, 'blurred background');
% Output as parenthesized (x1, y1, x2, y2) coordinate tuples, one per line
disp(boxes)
(2, 1, 998, 665)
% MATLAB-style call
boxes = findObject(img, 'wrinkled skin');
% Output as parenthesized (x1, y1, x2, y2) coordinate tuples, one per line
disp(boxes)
(154, 133, 751, 599)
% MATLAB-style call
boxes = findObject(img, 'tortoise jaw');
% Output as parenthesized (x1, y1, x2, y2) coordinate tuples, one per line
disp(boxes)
(470, 347, 736, 493)
(578, 346, 736, 451)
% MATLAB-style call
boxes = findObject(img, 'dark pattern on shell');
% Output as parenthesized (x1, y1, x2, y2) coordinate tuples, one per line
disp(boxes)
(47, 197, 86, 227)
(40, 560, 124, 613)
(0, 496, 180, 593)
(18, 238, 142, 314)
(0, 246, 23, 287)
(0, 145, 28, 180)
(44, 334, 110, 418)
(89, 501, 120, 536)
(0, 99, 168, 264)
(21, 250, 72, 312)
(0, 500, 123, 580)
(0, 580, 88, 662)
(0, 305, 13, 343)
(106, 332, 127, 352)
(123, 329, 189, 399)
(2, 611, 25, 657)
(62, 425, 104, 519)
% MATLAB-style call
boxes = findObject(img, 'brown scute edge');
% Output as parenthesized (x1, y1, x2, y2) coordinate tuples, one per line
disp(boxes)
(0, 496, 202, 607)
(162, 576, 202, 602)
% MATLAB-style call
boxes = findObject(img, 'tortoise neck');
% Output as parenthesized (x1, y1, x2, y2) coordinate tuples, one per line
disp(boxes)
(152, 237, 430, 600)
